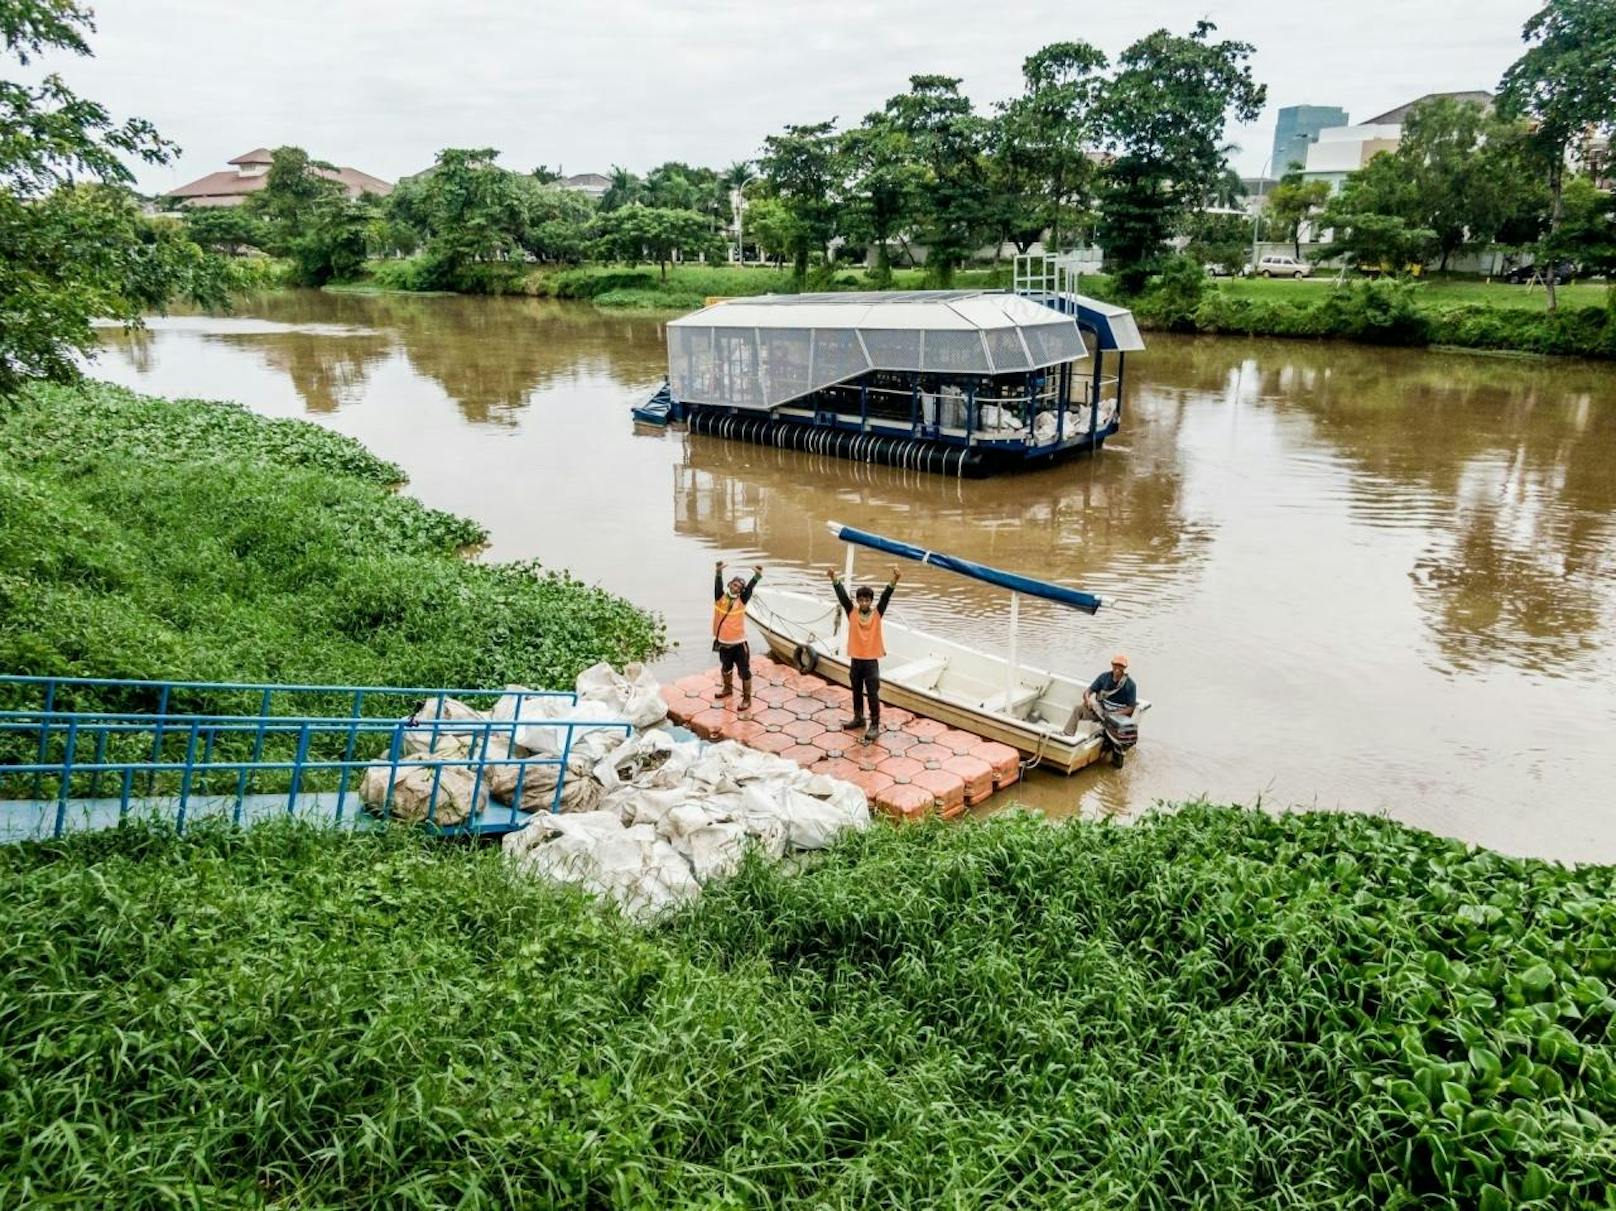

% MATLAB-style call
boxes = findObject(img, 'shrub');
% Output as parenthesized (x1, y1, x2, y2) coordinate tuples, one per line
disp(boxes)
(0, 382, 666, 697)
(365, 255, 438, 292)
(2, 805, 1612, 1207)
(1139, 256, 1209, 332)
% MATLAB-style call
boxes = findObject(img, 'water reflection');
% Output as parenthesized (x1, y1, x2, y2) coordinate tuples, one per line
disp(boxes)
(89, 296, 1616, 862)
(105, 291, 668, 425)
(1174, 338, 1616, 677)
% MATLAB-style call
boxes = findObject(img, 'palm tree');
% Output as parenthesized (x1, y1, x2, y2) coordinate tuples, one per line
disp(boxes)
(600, 165, 642, 213)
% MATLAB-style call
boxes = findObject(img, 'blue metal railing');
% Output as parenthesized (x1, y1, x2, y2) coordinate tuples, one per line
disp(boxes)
(0, 675, 632, 842)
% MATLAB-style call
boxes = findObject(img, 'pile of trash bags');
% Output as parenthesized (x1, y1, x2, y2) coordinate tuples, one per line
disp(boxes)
(358, 663, 871, 921)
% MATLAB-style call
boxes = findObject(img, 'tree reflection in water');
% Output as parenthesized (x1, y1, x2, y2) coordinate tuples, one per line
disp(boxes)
(1149, 335, 1616, 678)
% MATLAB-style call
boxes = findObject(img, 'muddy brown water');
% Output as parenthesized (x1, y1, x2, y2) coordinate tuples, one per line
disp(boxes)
(93, 290, 1616, 862)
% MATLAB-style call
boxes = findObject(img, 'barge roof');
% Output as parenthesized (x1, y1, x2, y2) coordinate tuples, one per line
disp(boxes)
(667, 290, 1097, 410)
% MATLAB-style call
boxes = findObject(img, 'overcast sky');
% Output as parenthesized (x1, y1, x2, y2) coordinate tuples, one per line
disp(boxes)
(34, 0, 1541, 192)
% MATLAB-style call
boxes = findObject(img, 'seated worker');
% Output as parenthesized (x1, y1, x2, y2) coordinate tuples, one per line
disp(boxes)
(1064, 653, 1136, 733)
(827, 564, 901, 742)
(712, 560, 763, 710)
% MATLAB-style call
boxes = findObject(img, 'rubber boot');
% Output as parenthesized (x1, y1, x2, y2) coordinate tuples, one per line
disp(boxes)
(714, 671, 734, 700)
(864, 720, 880, 744)
(739, 678, 753, 711)
(842, 715, 866, 731)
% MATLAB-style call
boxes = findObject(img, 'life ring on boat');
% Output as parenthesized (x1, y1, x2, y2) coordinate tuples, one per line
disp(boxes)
(793, 643, 819, 674)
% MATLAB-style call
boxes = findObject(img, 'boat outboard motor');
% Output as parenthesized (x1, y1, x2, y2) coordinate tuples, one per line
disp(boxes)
(1100, 708, 1138, 768)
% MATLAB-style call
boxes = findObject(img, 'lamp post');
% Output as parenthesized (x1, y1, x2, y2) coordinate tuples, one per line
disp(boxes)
(1250, 154, 1273, 273)
(732, 174, 760, 265)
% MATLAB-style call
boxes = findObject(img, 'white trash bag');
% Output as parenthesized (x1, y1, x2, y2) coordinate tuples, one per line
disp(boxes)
(575, 661, 668, 729)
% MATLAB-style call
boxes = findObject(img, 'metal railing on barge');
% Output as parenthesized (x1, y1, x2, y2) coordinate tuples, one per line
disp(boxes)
(0, 675, 630, 843)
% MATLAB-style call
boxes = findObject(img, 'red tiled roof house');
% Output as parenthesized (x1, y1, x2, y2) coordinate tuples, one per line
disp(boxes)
(163, 148, 393, 208)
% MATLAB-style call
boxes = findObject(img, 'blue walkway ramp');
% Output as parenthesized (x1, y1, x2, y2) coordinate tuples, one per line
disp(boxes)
(0, 675, 630, 843)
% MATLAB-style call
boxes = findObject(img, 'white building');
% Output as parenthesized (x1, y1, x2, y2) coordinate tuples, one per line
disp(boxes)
(1302, 92, 1494, 192)
(559, 173, 610, 201)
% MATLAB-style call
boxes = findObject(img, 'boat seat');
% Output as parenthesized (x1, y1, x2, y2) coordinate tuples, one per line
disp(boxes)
(979, 684, 1041, 715)
(884, 656, 947, 689)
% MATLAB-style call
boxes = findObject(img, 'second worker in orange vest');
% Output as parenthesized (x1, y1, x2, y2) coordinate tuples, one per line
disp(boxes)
(713, 561, 762, 710)
(828, 564, 901, 743)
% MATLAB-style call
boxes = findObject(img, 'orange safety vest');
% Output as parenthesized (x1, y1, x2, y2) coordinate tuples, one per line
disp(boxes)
(847, 607, 885, 659)
(713, 595, 747, 646)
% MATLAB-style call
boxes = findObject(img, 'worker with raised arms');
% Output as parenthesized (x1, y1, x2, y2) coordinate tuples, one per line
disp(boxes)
(827, 564, 901, 743)
(713, 560, 762, 711)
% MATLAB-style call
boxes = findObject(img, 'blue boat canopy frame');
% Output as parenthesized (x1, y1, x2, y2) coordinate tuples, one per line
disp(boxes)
(828, 522, 1102, 615)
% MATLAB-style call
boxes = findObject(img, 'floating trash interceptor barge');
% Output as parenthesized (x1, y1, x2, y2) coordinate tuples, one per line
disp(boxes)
(634, 255, 1144, 478)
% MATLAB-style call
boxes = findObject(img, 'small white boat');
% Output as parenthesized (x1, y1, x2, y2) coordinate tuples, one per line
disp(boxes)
(745, 523, 1150, 775)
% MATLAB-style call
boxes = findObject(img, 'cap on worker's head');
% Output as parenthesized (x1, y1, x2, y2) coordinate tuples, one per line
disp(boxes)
(727, 576, 745, 591)
(855, 585, 875, 601)
(1111, 653, 1129, 669)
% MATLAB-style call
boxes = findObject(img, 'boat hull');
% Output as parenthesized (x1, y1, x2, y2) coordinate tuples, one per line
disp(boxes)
(747, 588, 1147, 776)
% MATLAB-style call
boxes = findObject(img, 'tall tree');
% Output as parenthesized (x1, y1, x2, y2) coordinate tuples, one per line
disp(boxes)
(1315, 155, 1435, 271)
(595, 205, 717, 279)
(1396, 97, 1547, 269)
(1, 0, 229, 395)
(997, 42, 1108, 253)
(1265, 169, 1330, 258)
(983, 108, 1051, 261)
(599, 166, 643, 212)
(758, 120, 841, 284)
(395, 148, 531, 289)
(885, 75, 989, 284)
(1096, 22, 1266, 293)
(245, 146, 342, 236)
(1497, 0, 1616, 310)
(840, 112, 920, 285)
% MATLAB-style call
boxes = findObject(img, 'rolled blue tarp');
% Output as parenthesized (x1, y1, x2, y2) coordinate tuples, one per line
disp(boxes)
(828, 522, 1101, 615)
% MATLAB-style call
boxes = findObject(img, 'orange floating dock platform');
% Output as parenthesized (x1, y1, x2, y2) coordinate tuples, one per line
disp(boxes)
(664, 657, 1021, 821)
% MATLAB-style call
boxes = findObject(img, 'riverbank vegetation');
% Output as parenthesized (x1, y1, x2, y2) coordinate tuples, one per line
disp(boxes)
(1131, 265, 1616, 359)
(0, 2, 270, 397)
(0, 382, 666, 697)
(171, 3, 1613, 331)
(3, 804, 1613, 1207)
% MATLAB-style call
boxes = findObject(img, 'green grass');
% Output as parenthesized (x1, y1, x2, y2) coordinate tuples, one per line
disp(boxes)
(1215, 274, 1612, 311)
(517, 262, 1016, 310)
(0, 380, 666, 700)
(2, 805, 1612, 1207)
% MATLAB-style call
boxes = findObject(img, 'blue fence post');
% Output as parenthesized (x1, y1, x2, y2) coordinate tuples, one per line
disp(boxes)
(146, 685, 171, 796)
(30, 679, 57, 801)
(176, 721, 201, 833)
(550, 724, 577, 815)
(88, 724, 109, 802)
(53, 718, 79, 839)
(382, 725, 405, 822)
(198, 722, 217, 799)
(235, 688, 273, 825)
(287, 722, 311, 816)
(334, 689, 364, 823)
(508, 707, 527, 824)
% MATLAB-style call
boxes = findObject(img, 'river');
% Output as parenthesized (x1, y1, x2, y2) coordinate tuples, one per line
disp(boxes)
(93, 290, 1616, 863)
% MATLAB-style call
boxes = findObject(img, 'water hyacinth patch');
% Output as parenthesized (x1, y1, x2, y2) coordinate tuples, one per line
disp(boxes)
(1, 805, 1611, 1208)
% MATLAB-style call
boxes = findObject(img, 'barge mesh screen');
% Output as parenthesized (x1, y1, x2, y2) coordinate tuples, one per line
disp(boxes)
(669, 315, 1086, 410)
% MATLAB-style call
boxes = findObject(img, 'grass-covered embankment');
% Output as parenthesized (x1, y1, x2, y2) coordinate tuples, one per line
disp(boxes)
(2, 805, 1612, 1207)
(344, 257, 1616, 357)
(1130, 271, 1616, 360)
(352, 258, 1015, 310)
(0, 381, 665, 696)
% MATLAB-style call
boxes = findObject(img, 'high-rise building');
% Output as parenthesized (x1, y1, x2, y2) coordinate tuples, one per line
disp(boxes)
(1271, 105, 1349, 174)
